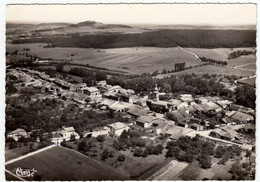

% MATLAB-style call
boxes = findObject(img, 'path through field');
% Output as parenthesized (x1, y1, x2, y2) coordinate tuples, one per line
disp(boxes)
(5, 145, 55, 165)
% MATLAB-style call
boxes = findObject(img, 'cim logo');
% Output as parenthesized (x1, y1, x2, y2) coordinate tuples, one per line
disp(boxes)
(14, 167, 37, 177)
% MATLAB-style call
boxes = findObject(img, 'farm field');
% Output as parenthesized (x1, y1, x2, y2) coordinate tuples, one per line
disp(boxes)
(238, 77, 256, 87)
(156, 64, 255, 78)
(5, 142, 41, 161)
(186, 47, 256, 61)
(5, 146, 128, 181)
(147, 160, 188, 180)
(228, 54, 256, 68)
(65, 138, 169, 180)
(6, 43, 203, 74)
(173, 157, 234, 180)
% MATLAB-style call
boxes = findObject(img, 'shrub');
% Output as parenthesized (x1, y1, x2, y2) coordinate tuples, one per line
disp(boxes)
(133, 148, 143, 157)
(117, 154, 125, 161)
(96, 135, 105, 142)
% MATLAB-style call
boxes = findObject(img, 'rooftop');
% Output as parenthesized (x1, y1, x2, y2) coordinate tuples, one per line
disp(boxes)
(108, 122, 128, 130)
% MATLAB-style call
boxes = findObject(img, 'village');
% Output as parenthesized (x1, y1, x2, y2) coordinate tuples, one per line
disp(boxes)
(5, 66, 256, 180)
(6, 67, 255, 147)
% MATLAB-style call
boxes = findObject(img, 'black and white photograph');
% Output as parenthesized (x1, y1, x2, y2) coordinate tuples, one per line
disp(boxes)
(3, 2, 257, 181)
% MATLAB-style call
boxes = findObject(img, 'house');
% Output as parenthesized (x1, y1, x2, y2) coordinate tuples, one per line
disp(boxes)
(108, 85, 122, 94)
(98, 98, 117, 108)
(7, 128, 28, 141)
(189, 117, 202, 124)
(148, 100, 169, 113)
(190, 123, 204, 131)
(107, 122, 129, 137)
(127, 105, 148, 118)
(84, 87, 101, 96)
(216, 100, 232, 109)
(195, 97, 208, 104)
(84, 127, 110, 138)
(58, 126, 80, 141)
(136, 115, 156, 128)
(162, 124, 193, 140)
(167, 99, 183, 111)
(179, 94, 193, 102)
(73, 93, 89, 104)
(204, 96, 221, 102)
(210, 128, 237, 141)
(49, 132, 64, 145)
(191, 103, 205, 113)
(201, 102, 222, 113)
(75, 83, 88, 93)
(230, 104, 255, 115)
(177, 102, 189, 110)
(226, 111, 254, 124)
(167, 110, 190, 127)
(152, 119, 170, 135)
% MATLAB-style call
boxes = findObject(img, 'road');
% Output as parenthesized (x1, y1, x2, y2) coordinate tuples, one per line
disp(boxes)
(5, 145, 55, 165)
(177, 46, 202, 61)
(186, 129, 252, 150)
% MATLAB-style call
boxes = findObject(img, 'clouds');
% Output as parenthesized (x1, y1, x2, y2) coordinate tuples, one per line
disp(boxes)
(6, 4, 256, 25)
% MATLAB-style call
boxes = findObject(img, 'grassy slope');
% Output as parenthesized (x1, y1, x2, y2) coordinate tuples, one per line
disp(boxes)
(5, 146, 129, 181)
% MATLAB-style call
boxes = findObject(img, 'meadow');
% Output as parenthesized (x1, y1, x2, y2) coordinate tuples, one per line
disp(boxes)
(156, 64, 256, 78)
(187, 47, 256, 68)
(6, 43, 203, 74)
(5, 146, 128, 181)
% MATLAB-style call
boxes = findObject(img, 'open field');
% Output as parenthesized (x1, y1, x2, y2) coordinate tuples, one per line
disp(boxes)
(147, 159, 188, 180)
(186, 47, 256, 61)
(238, 77, 256, 87)
(156, 64, 255, 78)
(6, 43, 203, 74)
(65, 138, 169, 180)
(5, 142, 41, 161)
(5, 146, 128, 181)
(186, 48, 256, 69)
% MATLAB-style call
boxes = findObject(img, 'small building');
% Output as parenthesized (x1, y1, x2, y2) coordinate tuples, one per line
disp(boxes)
(107, 122, 130, 137)
(216, 100, 232, 109)
(49, 132, 64, 145)
(190, 123, 204, 131)
(209, 128, 237, 141)
(167, 110, 190, 127)
(7, 128, 28, 141)
(136, 115, 156, 128)
(59, 126, 80, 141)
(127, 105, 148, 118)
(179, 94, 193, 102)
(195, 97, 208, 105)
(84, 127, 110, 138)
(202, 102, 222, 113)
(226, 111, 254, 124)
(84, 87, 101, 96)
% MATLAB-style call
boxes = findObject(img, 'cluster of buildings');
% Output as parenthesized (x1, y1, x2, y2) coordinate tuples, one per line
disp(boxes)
(6, 68, 256, 145)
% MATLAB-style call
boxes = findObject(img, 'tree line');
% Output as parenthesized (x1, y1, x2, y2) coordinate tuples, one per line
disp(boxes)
(228, 50, 256, 60)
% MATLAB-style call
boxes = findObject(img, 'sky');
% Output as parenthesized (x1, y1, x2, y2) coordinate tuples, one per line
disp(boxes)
(6, 4, 257, 25)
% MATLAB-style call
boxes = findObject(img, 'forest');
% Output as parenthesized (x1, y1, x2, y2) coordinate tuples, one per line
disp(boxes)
(12, 29, 256, 48)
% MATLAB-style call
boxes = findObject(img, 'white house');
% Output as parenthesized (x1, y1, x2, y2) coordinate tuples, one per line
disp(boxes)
(84, 87, 101, 97)
(7, 128, 28, 141)
(107, 122, 129, 137)
(59, 126, 80, 141)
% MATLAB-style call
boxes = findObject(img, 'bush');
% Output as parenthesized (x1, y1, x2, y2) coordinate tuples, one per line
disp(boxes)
(199, 154, 212, 169)
(101, 148, 110, 160)
(142, 150, 148, 157)
(117, 154, 125, 161)
(133, 148, 143, 157)
(8, 142, 17, 149)
(96, 135, 105, 142)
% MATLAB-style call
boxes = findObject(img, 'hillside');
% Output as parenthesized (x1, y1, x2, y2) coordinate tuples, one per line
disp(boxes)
(12, 29, 256, 49)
